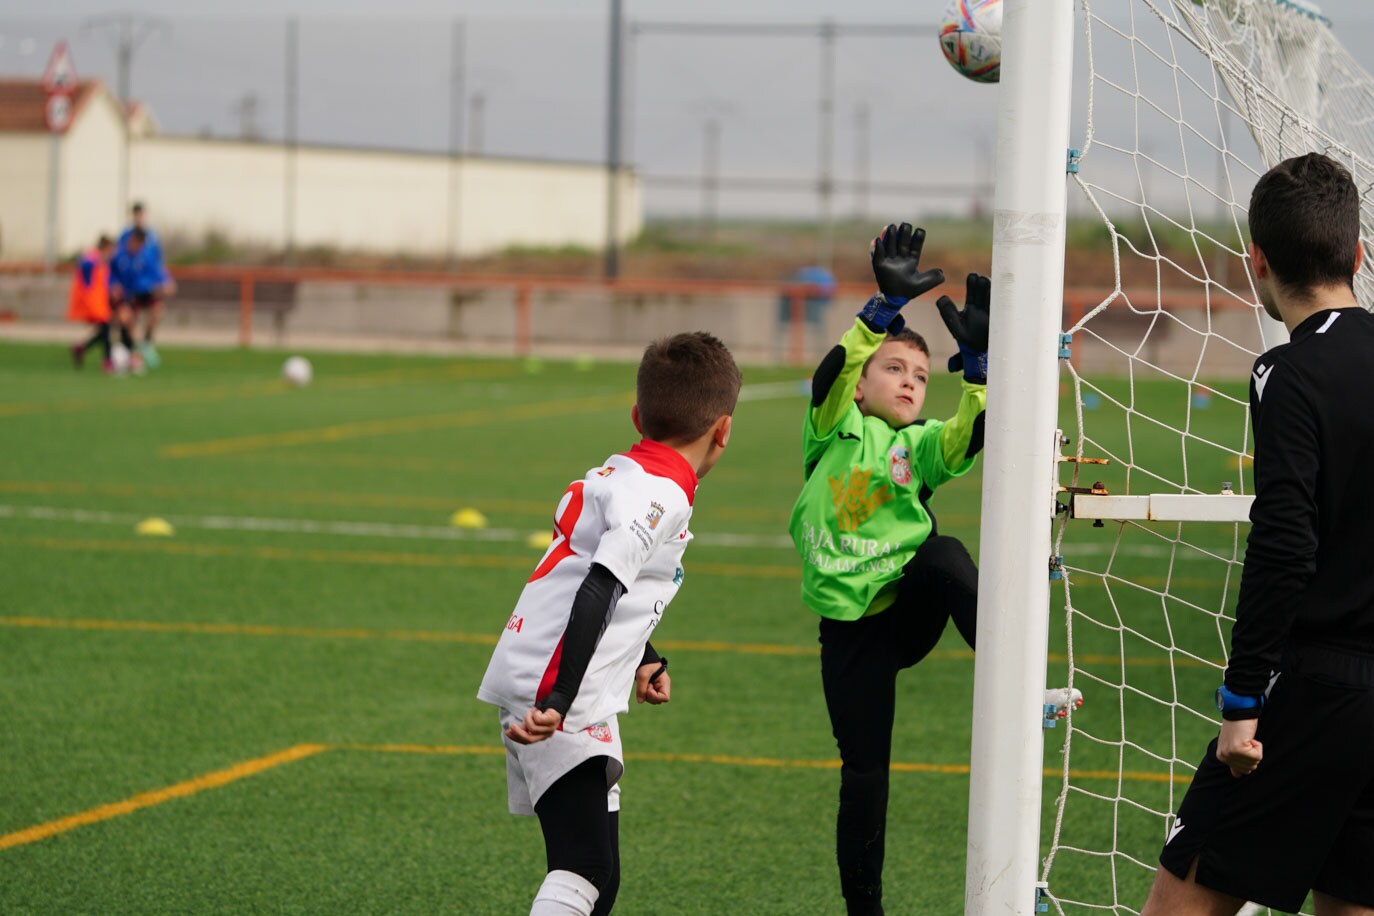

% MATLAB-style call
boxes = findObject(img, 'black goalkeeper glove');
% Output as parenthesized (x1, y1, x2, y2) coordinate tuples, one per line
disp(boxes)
(935, 273, 991, 384)
(858, 222, 945, 334)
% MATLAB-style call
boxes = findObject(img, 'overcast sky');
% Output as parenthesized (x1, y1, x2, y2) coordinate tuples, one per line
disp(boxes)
(3, 1, 1373, 219)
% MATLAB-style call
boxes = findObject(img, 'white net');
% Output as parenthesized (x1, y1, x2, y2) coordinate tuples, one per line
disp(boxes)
(1041, 1, 1374, 913)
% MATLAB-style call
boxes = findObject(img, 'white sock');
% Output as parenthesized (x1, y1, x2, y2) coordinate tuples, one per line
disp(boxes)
(529, 869, 599, 916)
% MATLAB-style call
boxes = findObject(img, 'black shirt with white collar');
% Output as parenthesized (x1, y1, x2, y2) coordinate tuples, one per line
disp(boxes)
(1225, 306, 1374, 696)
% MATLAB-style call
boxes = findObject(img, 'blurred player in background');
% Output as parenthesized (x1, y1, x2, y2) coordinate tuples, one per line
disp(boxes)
(68, 234, 114, 372)
(114, 202, 176, 370)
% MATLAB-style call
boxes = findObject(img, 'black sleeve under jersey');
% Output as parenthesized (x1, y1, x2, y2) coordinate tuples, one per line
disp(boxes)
(536, 563, 626, 717)
(1225, 363, 1321, 696)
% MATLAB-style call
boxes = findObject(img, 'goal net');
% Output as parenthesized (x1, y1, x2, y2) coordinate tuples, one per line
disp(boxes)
(1040, 1, 1374, 913)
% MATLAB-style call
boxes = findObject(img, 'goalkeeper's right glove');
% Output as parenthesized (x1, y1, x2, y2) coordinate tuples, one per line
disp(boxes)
(859, 222, 945, 334)
(936, 273, 992, 384)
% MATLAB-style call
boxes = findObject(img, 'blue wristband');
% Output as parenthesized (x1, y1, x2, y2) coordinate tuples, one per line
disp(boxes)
(957, 344, 988, 384)
(1215, 684, 1263, 719)
(857, 293, 908, 333)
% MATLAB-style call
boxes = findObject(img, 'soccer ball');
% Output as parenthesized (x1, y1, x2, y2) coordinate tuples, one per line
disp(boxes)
(939, 0, 1002, 84)
(282, 355, 313, 387)
(109, 343, 131, 376)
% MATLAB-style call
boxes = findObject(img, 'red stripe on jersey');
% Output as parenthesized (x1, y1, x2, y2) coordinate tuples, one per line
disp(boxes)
(528, 481, 585, 583)
(535, 635, 565, 707)
(621, 439, 699, 504)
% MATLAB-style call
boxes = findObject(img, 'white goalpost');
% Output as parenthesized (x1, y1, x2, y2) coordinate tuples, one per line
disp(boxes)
(966, 1, 1374, 914)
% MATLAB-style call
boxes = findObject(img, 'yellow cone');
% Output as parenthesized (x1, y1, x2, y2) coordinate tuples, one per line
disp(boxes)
(136, 517, 175, 537)
(526, 530, 554, 550)
(450, 507, 489, 529)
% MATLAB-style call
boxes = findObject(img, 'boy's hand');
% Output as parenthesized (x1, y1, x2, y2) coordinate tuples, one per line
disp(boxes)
(635, 661, 671, 705)
(935, 273, 991, 383)
(1216, 717, 1263, 778)
(871, 223, 945, 302)
(860, 222, 945, 333)
(505, 707, 564, 745)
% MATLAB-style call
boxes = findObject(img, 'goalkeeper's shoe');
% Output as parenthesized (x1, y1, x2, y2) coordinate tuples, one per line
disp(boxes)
(1044, 687, 1084, 720)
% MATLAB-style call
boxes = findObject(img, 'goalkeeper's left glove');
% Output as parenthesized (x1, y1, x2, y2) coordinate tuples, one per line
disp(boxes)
(859, 222, 945, 334)
(936, 272, 991, 384)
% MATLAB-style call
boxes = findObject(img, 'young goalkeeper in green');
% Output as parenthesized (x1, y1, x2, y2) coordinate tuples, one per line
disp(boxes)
(790, 222, 990, 915)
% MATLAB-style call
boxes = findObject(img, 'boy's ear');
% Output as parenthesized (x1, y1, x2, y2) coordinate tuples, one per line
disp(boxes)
(1355, 240, 1365, 275)
(631, 404, 644, 436)
(1249, 242, 1268, 279)
(713, 415, 732, 449)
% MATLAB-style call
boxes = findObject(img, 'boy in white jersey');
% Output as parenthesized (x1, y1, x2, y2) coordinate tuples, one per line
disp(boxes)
(478, 332, 741, 916)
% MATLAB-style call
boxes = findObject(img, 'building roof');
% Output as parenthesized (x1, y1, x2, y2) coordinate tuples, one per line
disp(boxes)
(0, 79, 102, 132)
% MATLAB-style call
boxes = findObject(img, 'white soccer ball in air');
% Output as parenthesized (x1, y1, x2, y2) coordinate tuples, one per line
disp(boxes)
(939, 0, 1002, 84)
(282, 355, 313, 387)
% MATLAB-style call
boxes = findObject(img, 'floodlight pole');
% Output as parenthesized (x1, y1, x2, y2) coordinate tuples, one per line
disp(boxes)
(447, 18, 465, 267)
(964, 1, 1074, 914)
(82, 14, 165, 220)
(284, 17, 299, 261)
(604, 0, 624, 279)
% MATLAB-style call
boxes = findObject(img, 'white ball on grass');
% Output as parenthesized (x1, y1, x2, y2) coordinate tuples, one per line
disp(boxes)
(282, 355, 313, 387)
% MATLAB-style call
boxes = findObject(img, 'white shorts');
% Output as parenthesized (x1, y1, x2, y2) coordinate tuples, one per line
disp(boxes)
(499, 711, 625, 817)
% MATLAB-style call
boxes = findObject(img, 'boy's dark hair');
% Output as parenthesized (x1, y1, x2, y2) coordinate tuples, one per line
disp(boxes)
(97, 234, 113, 248)
(1249, 152, 1361, 293)
(636, 332, 742, 443)
(131, 202, 145, 213)
(129, 227, 147, 244)
(862, 328, 930, 374)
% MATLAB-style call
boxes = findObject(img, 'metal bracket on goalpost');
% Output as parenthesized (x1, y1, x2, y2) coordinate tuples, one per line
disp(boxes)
(1071, 491, 1253, 523)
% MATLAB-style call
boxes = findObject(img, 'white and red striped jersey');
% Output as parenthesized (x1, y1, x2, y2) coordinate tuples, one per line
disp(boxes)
(477, 439, 697, 733)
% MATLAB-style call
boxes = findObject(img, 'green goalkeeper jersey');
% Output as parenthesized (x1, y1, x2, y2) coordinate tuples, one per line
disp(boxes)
(790, 318, 987, 621)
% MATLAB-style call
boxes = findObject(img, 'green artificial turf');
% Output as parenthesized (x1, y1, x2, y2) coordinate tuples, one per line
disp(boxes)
(0, 339, 1273, 913)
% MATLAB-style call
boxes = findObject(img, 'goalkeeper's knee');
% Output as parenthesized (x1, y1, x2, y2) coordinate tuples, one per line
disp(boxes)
(531, 869, 600, 916)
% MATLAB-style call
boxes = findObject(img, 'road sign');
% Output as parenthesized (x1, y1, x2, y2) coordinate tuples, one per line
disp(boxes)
(41, 41, 78, 95)
(45, 94, 74, 133)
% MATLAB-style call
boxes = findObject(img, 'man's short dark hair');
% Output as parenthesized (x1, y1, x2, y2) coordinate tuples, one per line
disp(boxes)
(636, 332, 742, 443)
(862, 328, 930, 374)
(131, 202, 145, 213)
(1249, 152, 1361, 292)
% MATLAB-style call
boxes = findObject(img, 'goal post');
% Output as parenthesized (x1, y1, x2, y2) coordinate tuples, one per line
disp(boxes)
(963, 0, 1077, 913)
(963, 0, 1374, 914)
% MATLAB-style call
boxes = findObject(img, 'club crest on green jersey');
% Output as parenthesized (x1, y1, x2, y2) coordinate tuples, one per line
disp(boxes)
(888, 445, 913, 486)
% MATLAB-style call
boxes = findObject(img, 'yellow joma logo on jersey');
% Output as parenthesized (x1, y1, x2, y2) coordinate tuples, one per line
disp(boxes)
(828, 468, 893, 532)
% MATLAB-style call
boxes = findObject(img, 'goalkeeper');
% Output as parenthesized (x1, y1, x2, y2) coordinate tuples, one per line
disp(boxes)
(789, 222, 989, 915)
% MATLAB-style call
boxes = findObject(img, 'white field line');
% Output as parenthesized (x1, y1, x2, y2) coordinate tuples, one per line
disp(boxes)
(737, 380, 810, 401)
(0, 503, 1238, 562)
(0, 504, 797, 550)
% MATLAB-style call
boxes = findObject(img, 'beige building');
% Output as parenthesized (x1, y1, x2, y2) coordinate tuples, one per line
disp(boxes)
(0, 78, 642, 262)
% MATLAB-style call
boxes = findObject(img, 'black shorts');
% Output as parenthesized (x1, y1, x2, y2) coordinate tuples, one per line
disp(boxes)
(114, 292, 158, 310)
(1159, 645, 1374, 912)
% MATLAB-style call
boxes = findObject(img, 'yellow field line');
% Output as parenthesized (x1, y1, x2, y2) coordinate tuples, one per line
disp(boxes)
(0, 534, 535, 571)
(0, 744, 328, 852)
(0, 614, 1221, 671)
(348, 743, 1190, 785)
(0, 535, 801, 578)
(0, 738, 1187, 854)
(0, 362, 517, 420)
(0, 479, 540, 514)
(160, 392, 633, 459)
